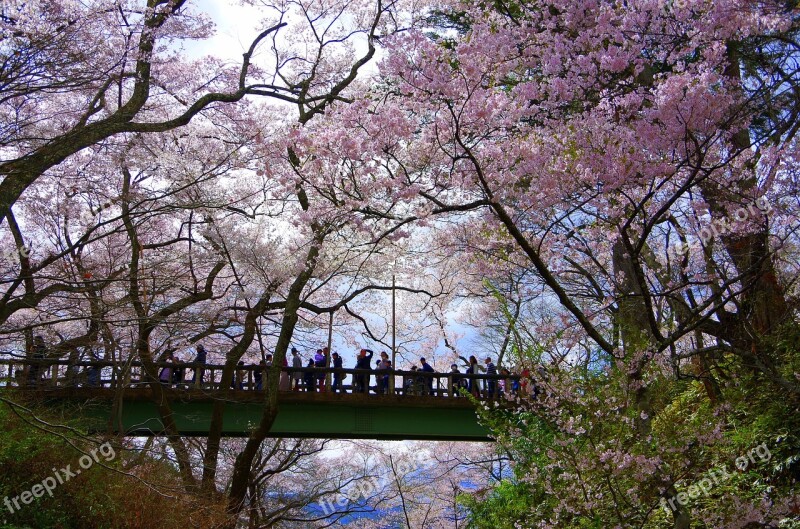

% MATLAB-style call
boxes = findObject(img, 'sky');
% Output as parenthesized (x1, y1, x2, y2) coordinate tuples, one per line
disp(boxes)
(188, 0, 265, 61)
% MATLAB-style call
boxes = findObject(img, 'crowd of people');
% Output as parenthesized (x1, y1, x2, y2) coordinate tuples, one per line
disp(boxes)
(19, 338, 540, 399)
(155, 345, 538, 399)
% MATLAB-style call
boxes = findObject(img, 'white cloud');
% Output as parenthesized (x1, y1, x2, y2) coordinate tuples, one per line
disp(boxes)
(188, 0, 265, 62)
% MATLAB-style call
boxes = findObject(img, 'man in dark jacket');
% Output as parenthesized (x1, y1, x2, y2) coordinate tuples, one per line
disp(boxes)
(354, 349, 373, 393)
(484, 357, 497, 398)
(449, 364, 467, 396)
(420, 357, 435, 395)
(304, 358, 316, 392)
(331, 352, 344, 393)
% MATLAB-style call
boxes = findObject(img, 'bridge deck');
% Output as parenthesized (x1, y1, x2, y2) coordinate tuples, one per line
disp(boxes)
(0, 359, 529, 440)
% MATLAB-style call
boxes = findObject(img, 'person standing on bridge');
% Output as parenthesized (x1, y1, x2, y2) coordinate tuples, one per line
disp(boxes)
(191, 344, 207, 386)
(420, 357, 435, 395)
(484, 357, 497, 398)
(158, 351, 175, 386)
(232, 360, 246, 390)
(264, 354, 274, 390)
(314, 349, 326, 392)
(291, 348, 303, 391)
(354, 349, 373, 393)
(26, 335, 48, 387)
(465, 355, 481, 397)
(172, 352, 186, 387)
(304, 358, 316, 392)
(449, 364, 467, 397)
(375, 352, 390, 394)
(331, 351, 344, 393)
(255, 359, 266, 390)
(279, 355, 291, 391)
(383, 360, 393, 394)
(85, 349, 101, 388)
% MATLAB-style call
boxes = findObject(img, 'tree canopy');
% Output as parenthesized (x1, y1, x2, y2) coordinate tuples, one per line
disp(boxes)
(1, 0, 798, 527)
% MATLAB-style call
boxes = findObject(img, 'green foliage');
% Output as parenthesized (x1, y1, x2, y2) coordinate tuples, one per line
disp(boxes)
(0, 398, 228, 529)
(460, 480, 539, 529)
(460, 325, 800, 528)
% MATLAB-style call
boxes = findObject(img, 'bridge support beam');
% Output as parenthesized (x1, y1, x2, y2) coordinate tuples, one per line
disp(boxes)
(24, 389, 494, 441)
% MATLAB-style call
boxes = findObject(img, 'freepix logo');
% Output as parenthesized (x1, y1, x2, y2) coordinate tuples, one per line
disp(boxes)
(317, 451, 428, 515)
(660, 443, 772, 513)
(669, 197, 772, 259)
(3, 442, 116, 514)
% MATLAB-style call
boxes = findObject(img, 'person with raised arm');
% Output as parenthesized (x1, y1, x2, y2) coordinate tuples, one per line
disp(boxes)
(354, 349, 373, 393)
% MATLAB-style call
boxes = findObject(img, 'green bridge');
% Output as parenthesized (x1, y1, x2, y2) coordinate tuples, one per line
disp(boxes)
(0, 359, 523, 441)
(33, 388, 493, 441)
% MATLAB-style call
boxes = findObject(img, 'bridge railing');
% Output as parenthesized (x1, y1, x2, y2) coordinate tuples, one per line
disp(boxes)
(0, 358, 532, 400)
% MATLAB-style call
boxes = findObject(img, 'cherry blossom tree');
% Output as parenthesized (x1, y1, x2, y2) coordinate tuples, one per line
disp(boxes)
(3, 0, 799, 526)
(0, 0, 439, 526)
(291, 0, 800, 526)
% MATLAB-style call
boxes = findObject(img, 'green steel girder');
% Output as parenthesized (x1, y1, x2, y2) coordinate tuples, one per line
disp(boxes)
(8, 388, 494, 441)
